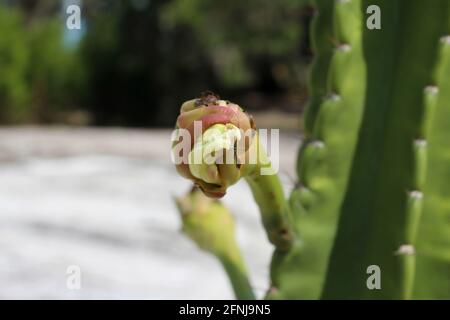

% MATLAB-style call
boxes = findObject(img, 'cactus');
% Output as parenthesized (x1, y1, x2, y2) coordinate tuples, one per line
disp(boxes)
(174, 0, 450, 299)
(276, 0, 450, 299)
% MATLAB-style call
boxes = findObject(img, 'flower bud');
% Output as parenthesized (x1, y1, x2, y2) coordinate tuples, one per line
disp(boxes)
(173, 92, 255, 198)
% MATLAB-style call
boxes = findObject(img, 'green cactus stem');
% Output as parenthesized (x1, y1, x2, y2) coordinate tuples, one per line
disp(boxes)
(269, 0, 368, 299)
(273, 0, 450, 300)
(321, 0, 450, 299)
(413, 34, 450, 299)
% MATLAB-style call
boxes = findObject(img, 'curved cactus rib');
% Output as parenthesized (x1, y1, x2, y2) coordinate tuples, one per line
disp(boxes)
(304, 0, 336, 135)
(413, 35, 450, 299)
(322, 0, 450, 299)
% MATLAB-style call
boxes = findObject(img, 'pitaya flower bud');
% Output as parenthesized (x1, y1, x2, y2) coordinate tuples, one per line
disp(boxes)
(188, 123, 242, 185)
(172, 92, 294, 251)
(173, 92, 255, 198)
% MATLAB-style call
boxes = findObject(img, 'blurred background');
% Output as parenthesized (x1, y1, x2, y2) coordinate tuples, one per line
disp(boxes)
(0, 0, 311, 298)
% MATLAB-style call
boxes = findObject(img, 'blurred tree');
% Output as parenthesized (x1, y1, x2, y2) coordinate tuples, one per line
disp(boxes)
(28, 18, 86, 122)
(0, 1, 85, 123)
(0, 6, 29, 122)
(0, 0, 312, 126)
(161, 0, 311, 96)
(81, 0, 217, 126)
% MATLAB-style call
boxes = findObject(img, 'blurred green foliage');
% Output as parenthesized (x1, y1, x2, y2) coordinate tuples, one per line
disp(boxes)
(0, 0, 311, 126)
(28, 18, 86, 123)
(0, 4, 84, 123)
(162, 0, 309, 90)
(0, 6, 29, 122)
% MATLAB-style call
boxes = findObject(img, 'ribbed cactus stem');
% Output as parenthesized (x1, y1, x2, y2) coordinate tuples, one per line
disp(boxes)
(395, 21, 450, 301)
(304, 0, 335, 135)
(273, 0, 368, 299)
(399, 137, 427, 300)
(321, 0, 450, 299)
(413, 32, 450, 299)
(275, 0, 449, 299)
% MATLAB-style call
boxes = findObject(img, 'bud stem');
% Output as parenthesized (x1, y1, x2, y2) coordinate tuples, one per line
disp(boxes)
(175, 189, 255, 300)
(243, 135, 295, 251)
(217, 245, 256, 300)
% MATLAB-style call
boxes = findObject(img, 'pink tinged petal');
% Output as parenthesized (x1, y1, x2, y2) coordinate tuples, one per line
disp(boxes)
(177, 105, 238, 130)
